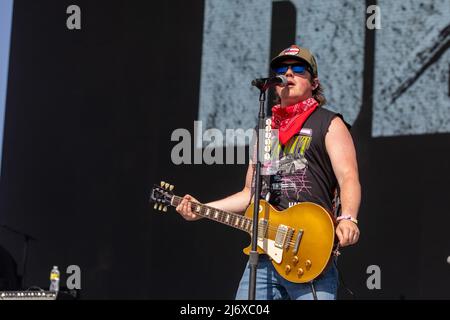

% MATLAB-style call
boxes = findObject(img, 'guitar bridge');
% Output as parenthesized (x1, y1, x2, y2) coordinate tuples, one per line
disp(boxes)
(284, 228, 294, 249)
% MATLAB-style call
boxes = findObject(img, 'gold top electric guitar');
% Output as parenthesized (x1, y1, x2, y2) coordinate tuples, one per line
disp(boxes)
(150, 181, 337, 283)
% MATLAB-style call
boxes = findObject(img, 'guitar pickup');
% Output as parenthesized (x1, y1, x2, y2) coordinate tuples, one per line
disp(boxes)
(274, 224, 290, 249)
(257, 219, 268, 241)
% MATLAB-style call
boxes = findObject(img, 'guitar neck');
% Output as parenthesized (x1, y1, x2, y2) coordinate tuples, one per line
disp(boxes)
(171, 195, 253, 233)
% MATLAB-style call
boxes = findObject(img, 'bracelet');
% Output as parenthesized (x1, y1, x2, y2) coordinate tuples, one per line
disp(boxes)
(337, 214, 358, 225)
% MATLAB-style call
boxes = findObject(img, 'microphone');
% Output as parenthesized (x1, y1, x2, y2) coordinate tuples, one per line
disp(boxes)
(251, 75, 287, 90)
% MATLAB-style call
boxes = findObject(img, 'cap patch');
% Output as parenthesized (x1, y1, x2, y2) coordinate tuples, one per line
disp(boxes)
(283, 47, 300, 55)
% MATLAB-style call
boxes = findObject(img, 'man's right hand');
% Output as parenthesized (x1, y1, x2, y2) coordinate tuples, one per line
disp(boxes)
(175, 194, 202, 221)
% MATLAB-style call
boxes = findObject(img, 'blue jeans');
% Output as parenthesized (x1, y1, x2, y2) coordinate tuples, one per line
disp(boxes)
(235, 255, 338, 300)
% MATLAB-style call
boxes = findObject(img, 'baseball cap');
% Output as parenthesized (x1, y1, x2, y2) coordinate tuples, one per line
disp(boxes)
(270, 45, 318, 77)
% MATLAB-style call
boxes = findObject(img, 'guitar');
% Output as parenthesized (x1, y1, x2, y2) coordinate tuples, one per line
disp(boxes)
(150, 181, 337, 283)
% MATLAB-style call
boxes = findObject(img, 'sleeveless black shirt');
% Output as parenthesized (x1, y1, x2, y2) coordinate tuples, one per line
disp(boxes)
(259, 107, 349, 214)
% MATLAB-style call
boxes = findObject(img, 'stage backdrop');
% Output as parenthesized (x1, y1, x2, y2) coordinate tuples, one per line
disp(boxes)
(0, 0, 449, 299)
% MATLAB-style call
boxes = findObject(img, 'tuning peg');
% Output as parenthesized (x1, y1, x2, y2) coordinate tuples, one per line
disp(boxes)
(158, 204, 163, 211)
(160, 181, 165, 187)
(162, 206, 168, 212)
(153, 203, 158, 210)
(169, 184, 174, 191)
(164, 182, 170, 189)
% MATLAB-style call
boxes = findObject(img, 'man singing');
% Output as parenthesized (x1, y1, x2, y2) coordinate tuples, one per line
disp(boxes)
(176, 45, 361, 300)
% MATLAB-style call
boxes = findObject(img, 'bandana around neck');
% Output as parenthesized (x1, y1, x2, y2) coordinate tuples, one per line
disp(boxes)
(271, 97, 318, 145)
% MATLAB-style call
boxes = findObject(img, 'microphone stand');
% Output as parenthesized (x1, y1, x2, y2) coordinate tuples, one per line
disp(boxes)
(248, 80, 270, 300)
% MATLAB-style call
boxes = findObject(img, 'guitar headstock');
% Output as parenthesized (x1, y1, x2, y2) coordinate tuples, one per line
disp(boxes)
(149, 181, 174, 212)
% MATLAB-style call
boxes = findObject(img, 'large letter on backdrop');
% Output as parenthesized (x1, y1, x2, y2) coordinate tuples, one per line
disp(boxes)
(198, 0, 273, 147)
(289, 0, 365, 127)
(198, 0, 365, 146)
(372, 0, 450, 137)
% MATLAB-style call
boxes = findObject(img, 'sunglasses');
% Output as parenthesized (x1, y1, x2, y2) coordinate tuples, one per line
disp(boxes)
(272, 64, 310, 75)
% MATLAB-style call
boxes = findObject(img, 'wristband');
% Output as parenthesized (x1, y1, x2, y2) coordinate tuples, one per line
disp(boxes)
(337, 214, 358, 225)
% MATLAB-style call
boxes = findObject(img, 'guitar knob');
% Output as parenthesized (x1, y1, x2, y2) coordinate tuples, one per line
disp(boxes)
(169, 185, 174, 191)
(153, 203, 158, 210)
(164, 182, 170, 189)
(297, 268, 304, 277)
(160, 181, 165, 187)
(292, 256, 299, 265)
(158, 204, 163, 211)
(162, 206, 168, 212)
(305, 260, 312, 270)
(285, 265, 291, 274)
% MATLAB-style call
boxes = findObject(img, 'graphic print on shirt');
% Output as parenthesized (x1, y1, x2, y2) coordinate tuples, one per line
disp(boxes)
(262, 127, 313, 202)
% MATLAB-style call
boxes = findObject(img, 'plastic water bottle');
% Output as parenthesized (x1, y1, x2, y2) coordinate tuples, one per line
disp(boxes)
(49, 266, 60, 293)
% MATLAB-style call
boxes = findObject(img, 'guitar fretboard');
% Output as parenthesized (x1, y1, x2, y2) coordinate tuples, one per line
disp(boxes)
(171, 196, 253, 233)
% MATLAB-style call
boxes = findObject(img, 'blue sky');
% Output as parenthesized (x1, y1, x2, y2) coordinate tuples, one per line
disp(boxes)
(0, 0, 14, 174)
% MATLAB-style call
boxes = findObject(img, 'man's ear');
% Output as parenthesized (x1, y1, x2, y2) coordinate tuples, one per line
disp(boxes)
(311, 78, 319, 90)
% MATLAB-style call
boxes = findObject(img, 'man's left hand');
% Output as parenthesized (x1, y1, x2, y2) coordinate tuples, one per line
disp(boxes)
(335, 220, 360, 247)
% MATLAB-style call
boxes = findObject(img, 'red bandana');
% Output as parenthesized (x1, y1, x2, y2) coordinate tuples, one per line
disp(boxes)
(271, 98, 318, 145)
